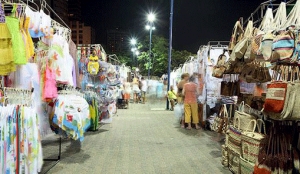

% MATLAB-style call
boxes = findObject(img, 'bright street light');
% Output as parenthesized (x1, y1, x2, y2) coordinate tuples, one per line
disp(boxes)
(145, 25, 150, 30)
(135, 50, 140, 56)
(131, 47, 137, 52)
(147, 13, 156, 22)
(130, 38, 137, 45)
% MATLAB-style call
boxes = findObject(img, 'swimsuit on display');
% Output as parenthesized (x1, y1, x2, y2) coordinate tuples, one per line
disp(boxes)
(6, 5, 26, 65)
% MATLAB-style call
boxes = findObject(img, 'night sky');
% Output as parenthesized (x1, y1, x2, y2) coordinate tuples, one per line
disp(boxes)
(81, 0, 264, 53)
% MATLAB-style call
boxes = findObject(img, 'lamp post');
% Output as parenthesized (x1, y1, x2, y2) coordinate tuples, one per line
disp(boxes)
(135, 50, 140, 67)
(166, 0, 174, 110)
(146, 13, 156, 80)
(130, 38, 137, 67)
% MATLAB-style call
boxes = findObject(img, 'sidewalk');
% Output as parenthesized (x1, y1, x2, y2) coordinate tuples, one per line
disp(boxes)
(41, 98, 230, 174)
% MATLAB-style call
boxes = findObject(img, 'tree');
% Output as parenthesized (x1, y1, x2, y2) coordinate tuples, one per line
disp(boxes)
(137, 35, 195, 77)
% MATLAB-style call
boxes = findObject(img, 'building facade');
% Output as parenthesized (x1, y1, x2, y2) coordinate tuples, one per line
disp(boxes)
(107, 29, 127, 53)
(70, 21, 95, 45)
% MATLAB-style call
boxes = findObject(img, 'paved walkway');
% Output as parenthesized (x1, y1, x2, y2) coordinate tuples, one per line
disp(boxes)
(41, 99, 230, 174)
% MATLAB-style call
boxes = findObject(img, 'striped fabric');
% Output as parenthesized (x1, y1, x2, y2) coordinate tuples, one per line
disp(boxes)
(271, 31, 296, 63)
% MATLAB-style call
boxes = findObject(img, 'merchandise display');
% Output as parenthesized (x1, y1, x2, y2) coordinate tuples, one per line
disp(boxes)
(211, 1, 300, 173)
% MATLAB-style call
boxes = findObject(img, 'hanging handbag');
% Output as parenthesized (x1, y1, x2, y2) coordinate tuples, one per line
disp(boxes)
(216, 104, 229, 134)
(229, 20, 244, 51)
(259, 31, 275, 61)
(271, 30, 297, 63)
(234, 20, 253, 59)
(212, 54, 227, 78)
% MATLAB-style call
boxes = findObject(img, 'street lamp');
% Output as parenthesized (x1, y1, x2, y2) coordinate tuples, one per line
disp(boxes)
(146, 13, 156, 80)
(130, 38, 137, 67)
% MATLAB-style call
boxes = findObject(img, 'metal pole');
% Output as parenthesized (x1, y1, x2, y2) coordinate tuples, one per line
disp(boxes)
(148, 24, 153, 80)
(166, 0, 174, 110)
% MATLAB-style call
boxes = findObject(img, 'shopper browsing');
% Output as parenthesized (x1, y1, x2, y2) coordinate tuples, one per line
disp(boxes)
(183, 75, 201, 130)
(177, 73, 189, 128)
(167, 85, 177, 111)
(141, 77, 147, 104)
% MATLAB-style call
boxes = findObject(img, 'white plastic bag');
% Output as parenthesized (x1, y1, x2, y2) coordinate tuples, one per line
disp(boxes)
(174, 104, 184, 121)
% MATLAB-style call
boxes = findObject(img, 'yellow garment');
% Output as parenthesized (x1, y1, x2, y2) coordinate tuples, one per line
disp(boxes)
(184, 103, 198, 124)
(168, 90, 177, 100)
(20, 17, 30, 60)
(0, 23, 15, 75)
(88, 61, 99, 75)
(89, 55, 99, 61)
(24, 17, 34, 57)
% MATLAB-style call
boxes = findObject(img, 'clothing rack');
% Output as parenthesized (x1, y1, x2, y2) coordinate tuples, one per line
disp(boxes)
(243, 0, 296, 27)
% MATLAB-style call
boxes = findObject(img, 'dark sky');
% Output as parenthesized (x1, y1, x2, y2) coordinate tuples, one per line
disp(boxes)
(81, 0, 264, 53)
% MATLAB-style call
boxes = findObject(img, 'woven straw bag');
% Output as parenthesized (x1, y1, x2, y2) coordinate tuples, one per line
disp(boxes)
(241, 119, 266, 164)
(228, 148, 241, 174)
(234, 101, 256, 132)
(221, 144, 229, 167)
(240, 143, 255, 174)
(228, 116, 242, 154)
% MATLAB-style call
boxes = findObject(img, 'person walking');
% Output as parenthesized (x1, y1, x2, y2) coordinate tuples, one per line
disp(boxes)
(183, 75, 201, 130)
(167, 85, 177, 111)
(132, 77, 140, 103)
(141, 77, 147, 104)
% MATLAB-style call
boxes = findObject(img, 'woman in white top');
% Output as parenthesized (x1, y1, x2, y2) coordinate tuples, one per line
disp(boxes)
(132, 77, 140, 103)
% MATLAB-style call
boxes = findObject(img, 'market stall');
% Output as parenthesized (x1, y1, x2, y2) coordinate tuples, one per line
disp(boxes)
(208, 0, 300, 173)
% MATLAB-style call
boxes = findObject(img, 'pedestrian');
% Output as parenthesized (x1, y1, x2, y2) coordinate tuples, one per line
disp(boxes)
(132, 77, 140, 103)
(167, 85, 177, 111)
(141, 77, 147, 104)
(177, 73, 189, 128)
(183, 75, 201, 130)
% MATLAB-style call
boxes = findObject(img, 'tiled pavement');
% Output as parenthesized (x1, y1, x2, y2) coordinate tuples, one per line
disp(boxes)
(41, 98, 231, 174)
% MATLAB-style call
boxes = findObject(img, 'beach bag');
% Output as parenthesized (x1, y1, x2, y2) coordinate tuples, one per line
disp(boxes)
(212, 54, 227, 78)
(240, 143, 255, 174)
(271, 30, 297, 63)
(234, 101, 256, 132)
(241, 119, 266, 164)
(228, 148, 241, 174)
(228, 116, 242, 154)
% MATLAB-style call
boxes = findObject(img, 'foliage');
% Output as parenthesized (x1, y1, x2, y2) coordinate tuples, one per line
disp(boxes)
(114, 35, 195, 77)
(137, 35, 195, 76)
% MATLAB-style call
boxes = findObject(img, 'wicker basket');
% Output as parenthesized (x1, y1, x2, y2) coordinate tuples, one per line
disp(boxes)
(229, 148, 241, 174)
(240, 143, 255, 174)
(241, 119, 266, 163)
(228, 117, 242, 154)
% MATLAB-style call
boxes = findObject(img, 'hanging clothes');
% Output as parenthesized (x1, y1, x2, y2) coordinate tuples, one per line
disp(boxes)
(0, 105, 43, 174)
(52, 94, 90, 141)
(0, 2, 15, 75)
(5, 5, 26, 65)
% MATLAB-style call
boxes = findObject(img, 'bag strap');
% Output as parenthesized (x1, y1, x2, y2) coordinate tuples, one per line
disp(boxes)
(244, 20, 254, 38)
(233, 115, 240, 129)
(239, 101, 245, 112)
(284, 0, 300, 28)
(272, 2, 287, 29)
(245, 119, 257, 133)
(256, 119, 266, 135)
(242, 143, 251, 162)
(259, 7, 274, 32)
(223, 104, 228, 118)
